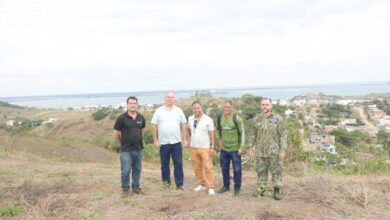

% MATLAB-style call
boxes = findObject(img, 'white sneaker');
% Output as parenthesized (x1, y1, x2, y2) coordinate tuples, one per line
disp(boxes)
(194, 185, 207, 191)
(208, 189, 215, 196)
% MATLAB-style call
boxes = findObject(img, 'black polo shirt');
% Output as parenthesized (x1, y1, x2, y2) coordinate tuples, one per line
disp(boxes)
(114, 112, 146, 152)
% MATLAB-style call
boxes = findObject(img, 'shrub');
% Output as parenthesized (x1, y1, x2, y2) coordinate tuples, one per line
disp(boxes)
(330, 158, 390, 175)
(0, 204, 22, 217)
(92, 108, 109, 120)
(142, 144, 159, 161)
(143, 130, 153, 144)
(45, 122, 55, 129)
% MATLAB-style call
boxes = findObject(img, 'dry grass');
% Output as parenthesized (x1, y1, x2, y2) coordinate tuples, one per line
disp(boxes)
(1, 152, 389, 220)
(0, 134, 117, 163)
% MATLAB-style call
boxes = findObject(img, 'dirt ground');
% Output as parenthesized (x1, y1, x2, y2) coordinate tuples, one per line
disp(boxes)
(1, 151, 389, 220)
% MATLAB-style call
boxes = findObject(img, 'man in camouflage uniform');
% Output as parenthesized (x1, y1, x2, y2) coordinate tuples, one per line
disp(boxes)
(249, 98, 287, 200)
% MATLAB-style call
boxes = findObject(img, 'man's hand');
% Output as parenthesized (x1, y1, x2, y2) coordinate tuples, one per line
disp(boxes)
(182, 140, 188, 148)
(248, 150, 254, 160)
(209, 148, 214, 156)
(237, 149, 243, 156)
(153, 141, 161, 150)
(278, 153, 285, 160)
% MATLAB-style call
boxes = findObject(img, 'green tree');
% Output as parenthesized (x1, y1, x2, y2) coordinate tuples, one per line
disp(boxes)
(378, 130, 390, 156)
(285, 117, 304, 163)
(330, 129, 370, 149)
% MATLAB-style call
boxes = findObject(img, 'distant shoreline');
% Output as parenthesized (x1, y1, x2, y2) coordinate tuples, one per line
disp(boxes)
(1, 82, 389, 109)
(1, 81, 388, 100)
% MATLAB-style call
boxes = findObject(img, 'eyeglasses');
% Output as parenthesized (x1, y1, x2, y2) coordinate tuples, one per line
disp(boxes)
(194, 119, 198, 128)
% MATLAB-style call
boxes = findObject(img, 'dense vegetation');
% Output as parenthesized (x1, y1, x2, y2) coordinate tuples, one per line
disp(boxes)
(372, 99, 390, 115)
(318, 103, 352, 118)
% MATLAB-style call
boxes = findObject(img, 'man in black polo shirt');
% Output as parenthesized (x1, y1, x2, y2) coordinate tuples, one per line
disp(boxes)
(113, 96, 146, 197)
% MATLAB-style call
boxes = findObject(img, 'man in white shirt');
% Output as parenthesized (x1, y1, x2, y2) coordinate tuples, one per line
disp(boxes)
(151, 91, 188, 189)
(187, 101, 215, 195)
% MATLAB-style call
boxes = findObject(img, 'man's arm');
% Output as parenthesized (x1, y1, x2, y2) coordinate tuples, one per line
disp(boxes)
(278, 118, 287, 159)
(209, 130, 215, 147)
(237, 116, 245, 155)
(209, 130, 215, 155)
(141, 117, 146, 135)
(248, 120, 258, 160)
(187, 128, 192, 137)
(113, 129, 121, 145)
(151, 124, 160, 150)
(215, 117, 222, 151)
(181, 123, 188, 147)
(248, 117, 258, 159)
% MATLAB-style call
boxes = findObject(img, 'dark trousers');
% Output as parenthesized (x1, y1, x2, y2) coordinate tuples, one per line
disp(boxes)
(160, 142, 184, 187)
(220, 149, 242, 190)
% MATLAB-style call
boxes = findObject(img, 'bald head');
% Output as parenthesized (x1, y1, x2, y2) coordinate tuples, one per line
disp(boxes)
(165, 91, 175, 107)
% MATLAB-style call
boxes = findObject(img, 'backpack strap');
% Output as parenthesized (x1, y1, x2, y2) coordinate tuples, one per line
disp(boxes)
(217, 115, 222, 137)
(233, 114, 240, 136)
(233, 114, 241, 143)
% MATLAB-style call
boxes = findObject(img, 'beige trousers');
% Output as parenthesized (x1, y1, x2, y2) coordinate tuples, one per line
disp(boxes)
(190, 147, 214, 189)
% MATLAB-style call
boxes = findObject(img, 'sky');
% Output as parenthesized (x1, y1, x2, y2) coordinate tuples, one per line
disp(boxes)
(0, 0, 389, 97)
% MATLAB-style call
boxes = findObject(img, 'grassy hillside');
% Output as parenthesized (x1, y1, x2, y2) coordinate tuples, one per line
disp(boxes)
(1, 98, 390, 219)
(1, 152, 389, 219)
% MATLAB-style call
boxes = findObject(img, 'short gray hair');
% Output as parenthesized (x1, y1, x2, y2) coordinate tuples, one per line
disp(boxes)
(224, 99, 234, 106)
(261, 98, 272, 103)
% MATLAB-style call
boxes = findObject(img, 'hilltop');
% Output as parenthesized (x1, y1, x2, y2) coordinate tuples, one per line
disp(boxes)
(1, 94, 390, 219)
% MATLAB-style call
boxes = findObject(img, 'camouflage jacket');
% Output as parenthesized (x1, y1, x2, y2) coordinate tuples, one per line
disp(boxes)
(250, 112, 287, 157)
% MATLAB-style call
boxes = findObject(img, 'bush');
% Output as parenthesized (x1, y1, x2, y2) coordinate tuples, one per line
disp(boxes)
(330, 129, 370, 148)
(92, 108, 109, 120)
(142, 144, 159, 161)
(0, 204, 22, 217)
(0, 124, 6, 129)
(331, 164, 359, 175)
(143, 130, 153, 144)
(45, 122, 55, 129)
(330, 158, 390, 175)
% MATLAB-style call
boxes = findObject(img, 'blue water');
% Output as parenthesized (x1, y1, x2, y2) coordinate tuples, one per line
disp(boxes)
(1, 83, 389, 109)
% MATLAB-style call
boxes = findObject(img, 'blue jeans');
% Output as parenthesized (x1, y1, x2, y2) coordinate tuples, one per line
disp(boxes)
(220, 149, 242, 190)
(160, 142, 184, 187)
(120, 151, 142, 189)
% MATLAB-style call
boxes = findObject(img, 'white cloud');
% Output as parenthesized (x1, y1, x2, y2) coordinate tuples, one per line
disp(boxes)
(0, 0, 389, 96)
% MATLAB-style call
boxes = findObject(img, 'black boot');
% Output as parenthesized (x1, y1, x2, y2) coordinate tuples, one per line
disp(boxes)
(218, 186, 230, 194)
(234, 188, 240, 196)
(273, 187, 282, 200)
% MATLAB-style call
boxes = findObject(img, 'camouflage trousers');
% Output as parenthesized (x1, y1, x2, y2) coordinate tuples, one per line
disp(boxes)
(255, 156, 283, 192)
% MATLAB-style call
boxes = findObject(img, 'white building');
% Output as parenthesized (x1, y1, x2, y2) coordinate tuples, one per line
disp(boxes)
(6, 120, 14, 127)
(304, 115, 312, 121)
(285, 109, 293, 115)
(368, 104, 377, 110)
(293, 99, 307, 106)
(338, 118, 357, 126)
(321, 144, 337, 154)
(279, 99, 288, 106)
(42, 118, 62, 124)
